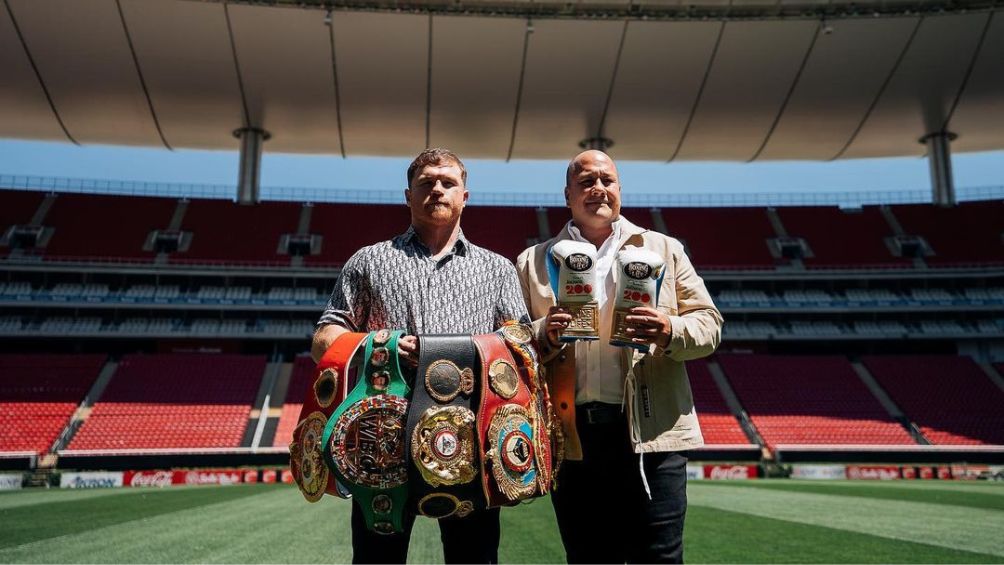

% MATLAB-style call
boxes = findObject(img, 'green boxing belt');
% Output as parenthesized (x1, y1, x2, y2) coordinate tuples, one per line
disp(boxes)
(322, 329, 411, 535)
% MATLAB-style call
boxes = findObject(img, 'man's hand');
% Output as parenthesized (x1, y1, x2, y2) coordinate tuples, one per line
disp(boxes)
(623, 306, 672, 349)
(545, 306, 573, 347)
(398, 335, 420, 367)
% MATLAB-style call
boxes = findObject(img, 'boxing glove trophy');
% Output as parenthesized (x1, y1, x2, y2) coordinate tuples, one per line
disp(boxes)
(547, 240, 599, 342)
(610, 248, 665, 350)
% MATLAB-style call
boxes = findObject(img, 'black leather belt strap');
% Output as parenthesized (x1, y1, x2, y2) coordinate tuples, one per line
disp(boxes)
(578, 402, 623, 426)
(406, 335, 484, 519)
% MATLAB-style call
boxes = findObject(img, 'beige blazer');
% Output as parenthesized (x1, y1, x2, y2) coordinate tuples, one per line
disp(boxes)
(515, 218, 724, 460)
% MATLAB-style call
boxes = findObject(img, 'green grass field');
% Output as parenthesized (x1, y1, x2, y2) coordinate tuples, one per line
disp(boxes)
(1, 480, 1002, 563)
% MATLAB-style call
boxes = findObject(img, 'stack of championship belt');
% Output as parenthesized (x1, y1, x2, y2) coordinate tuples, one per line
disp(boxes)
(289, 331, 368, 502)
(289, 323, 562, 535)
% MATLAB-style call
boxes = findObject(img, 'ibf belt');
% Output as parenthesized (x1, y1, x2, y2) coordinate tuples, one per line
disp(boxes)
(289, 332, 367, 502)
(473, 333, 540, 507)
(498, 322, 558, 494)
(406, 335, 481, 520)
(323, 329, 410, 535)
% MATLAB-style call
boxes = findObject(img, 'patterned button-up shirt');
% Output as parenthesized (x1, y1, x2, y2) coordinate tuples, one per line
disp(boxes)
(317, 226, 530, 335)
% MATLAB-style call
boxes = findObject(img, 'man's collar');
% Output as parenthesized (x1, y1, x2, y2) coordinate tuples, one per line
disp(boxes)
(563, 215, 645, 244)
(402, 225, 469, 256)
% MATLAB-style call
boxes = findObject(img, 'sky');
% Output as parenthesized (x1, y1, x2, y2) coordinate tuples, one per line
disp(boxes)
(0, 139, 1002, 206)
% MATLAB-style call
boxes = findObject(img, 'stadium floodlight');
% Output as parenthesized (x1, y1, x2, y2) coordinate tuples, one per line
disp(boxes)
(233, 127, 271, 206)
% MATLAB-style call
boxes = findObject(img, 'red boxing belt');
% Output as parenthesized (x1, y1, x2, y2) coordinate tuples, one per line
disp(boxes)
(498, 323, 557, 495)
(473, 333, 540, 507)
(289, 331, 368, 502)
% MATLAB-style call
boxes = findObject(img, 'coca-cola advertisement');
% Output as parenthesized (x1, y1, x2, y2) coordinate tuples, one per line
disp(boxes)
(125, 469, 244, 487)
(937, 466, 952, 480)
(280, 469, 294, 484)
(261, 469, 277, 484)
(918, 466, 935, 480)
(901, 466, 917, 480)
(846, 465, 900, 480)
(704, 465, 758, 480)
(243, 470, 259, 484)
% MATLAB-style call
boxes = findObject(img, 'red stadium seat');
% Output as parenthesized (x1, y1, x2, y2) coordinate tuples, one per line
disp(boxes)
(68, 354, 265, 450)
(717, 354, 916, 449)
(863, 355, 1004, 445)
(0, 354, 105, 453)
(687, 359, 752, 445)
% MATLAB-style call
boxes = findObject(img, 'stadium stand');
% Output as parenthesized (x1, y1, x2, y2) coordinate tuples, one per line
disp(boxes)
(68, 354, 264, 450)
(173, 199, 301, 264)
(776, 206, 908, 267)
(862, 355, 1004, 445)
(0, 354, 105, 453)
(272, 356, 316, 448)
(0, 191, 44, 254)
(891, 201, 1004, 265)
(306, 202, 412, 265)
(717, 354, 916, 448)
(660, 207, 777, 269)
(460, 206, 540, 262)
(687, 359, 752, 445)
(42, 193, 176, 260)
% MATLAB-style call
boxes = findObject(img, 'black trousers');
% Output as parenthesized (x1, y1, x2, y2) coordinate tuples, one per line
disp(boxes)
(349, 500, 501, 564)
(550, 403, 689, 564)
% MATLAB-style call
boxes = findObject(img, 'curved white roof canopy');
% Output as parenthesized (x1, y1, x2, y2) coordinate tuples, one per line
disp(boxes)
(0, 0, 1000, 161)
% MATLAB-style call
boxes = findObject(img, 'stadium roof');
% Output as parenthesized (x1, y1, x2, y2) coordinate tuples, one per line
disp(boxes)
(0, 0, 1001, 161)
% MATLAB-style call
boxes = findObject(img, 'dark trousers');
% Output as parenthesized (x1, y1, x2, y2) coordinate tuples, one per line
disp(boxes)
(350, 500, 501, 564)
(551, 403, 688, 564)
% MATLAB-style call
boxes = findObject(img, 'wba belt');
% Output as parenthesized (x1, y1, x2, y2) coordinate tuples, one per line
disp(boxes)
(289, 332, 367, 502)
(406, 335, 482, 520)
(323, 329, 410, 535)
(474, 332, 544, 507)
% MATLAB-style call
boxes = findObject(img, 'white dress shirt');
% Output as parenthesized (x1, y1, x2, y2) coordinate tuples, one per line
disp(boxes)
(566, 218, 626, 405)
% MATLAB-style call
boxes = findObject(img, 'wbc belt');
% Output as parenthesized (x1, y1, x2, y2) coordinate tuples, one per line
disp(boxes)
(406, 335, 482, 520)
(323, 329, 410, 535)
(473, 333, 540, 507)
(289, 331, 367, 502)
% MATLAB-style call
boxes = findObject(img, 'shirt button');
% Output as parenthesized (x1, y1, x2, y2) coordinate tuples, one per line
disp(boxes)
(560, 402, 568, 410)
(559, 354, 567, 362)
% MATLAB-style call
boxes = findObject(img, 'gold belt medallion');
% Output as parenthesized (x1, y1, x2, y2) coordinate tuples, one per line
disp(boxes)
(411, 405, 477, 487)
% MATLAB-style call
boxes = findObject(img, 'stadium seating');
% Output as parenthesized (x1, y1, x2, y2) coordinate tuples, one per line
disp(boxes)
(306, 202, 412, 265)
(173, 199, 301, 264)
(0, 354, 105, 453)
(68, 354, 264, 450)
(776, 206, 908, 267)
(272, 356, 316, 448)
(891, 201, 1004, 265)
(660, 207, 777, 269)
(5, 189, 1003, 270)
(717, 354, 916, 448)
(460, 206, 540, 262)
(863, 355, 1004, 445)
(687, 360, 751, 445)
(0, 191, 44, 256)
(42, 194, 176, 260)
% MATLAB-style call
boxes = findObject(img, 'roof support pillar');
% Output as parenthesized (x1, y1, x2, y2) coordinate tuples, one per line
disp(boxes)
(919, 131, 957, 207)
(234, 127, 270, 205)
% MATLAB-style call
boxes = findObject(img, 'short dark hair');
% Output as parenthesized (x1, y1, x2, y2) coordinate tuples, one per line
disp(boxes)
(406, 148, 467, 187)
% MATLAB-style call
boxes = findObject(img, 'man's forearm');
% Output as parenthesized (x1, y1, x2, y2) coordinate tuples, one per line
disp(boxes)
(311, 323, 349, 363)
